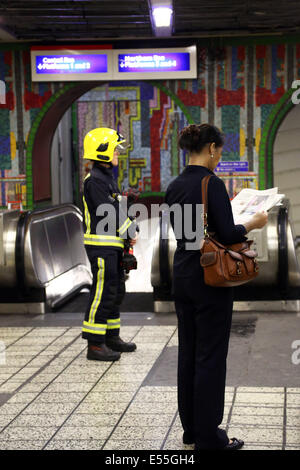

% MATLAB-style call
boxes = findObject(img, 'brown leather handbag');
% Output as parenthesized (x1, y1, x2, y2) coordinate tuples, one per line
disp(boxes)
(200, 175, 259, 287)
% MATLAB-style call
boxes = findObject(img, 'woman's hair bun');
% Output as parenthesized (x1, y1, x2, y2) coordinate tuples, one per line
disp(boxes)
(178, 123, 225, 154)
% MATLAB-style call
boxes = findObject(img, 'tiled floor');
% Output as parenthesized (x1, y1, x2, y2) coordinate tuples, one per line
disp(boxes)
(0, 325, 299, 450)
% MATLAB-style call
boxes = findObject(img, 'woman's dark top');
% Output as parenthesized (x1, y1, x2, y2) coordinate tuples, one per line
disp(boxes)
(165, 165, 247, 278)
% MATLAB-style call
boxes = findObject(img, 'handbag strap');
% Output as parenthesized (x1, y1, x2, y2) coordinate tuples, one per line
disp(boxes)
(201, 174, 212, 233)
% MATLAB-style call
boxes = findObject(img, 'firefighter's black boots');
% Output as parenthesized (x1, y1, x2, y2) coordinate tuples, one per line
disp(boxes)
(87, 343, 121, 362)
(106, 336, 137, 352)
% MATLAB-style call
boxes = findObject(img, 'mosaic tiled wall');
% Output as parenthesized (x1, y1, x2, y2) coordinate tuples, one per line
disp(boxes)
(77, 83, 193, 193)
(0, 49, 58, 207)
(0, 41, 298, 207)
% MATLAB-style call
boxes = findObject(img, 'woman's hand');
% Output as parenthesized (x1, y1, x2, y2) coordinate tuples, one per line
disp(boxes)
(244, 211, 268, 233)
(251, 211, 268, 229)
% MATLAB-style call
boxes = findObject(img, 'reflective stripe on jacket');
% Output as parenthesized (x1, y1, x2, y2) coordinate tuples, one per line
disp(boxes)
(83, 164, 136, 250)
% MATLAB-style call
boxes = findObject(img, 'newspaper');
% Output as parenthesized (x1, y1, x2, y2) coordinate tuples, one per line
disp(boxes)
(231, 187, 285, 224)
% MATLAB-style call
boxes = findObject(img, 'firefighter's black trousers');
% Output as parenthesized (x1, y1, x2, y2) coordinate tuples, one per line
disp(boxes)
(173, 264, 233, 450)
(82, 247, 125, 344)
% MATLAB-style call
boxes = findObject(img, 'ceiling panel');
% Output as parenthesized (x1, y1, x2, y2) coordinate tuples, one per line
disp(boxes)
(1, 0, 300, 41)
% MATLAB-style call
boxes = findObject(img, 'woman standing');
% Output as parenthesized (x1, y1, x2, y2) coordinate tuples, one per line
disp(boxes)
(165, 124, 268, 450)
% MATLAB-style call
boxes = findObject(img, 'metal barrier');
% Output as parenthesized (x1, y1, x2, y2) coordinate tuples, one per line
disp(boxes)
(151, 199, 300, 312)
(0, 204, 92, 313)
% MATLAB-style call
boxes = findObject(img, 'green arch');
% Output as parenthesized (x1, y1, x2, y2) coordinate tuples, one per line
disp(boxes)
(259, 87, 295, 189)
(25, 81, 195, 209)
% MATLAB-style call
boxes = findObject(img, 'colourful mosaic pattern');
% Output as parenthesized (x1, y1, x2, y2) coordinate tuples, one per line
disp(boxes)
(0, 41, 298, 206)
(77, 83, 189, 193)
(0, 50, 55, 206)
(254, 44, 287, 178)
(256, 45, 285, 107)
(215, 46, 246, 162)
(221, 173, 258, 199)
(0, 51, 16, 206)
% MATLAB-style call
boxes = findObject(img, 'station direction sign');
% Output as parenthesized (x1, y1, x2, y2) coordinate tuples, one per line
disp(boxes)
(31, 46, 112, 82)
(214, 161, 249, 173)
(36, 54, 108, 74)
(31, 45, 197, 81)
(113, 46, 197, 80)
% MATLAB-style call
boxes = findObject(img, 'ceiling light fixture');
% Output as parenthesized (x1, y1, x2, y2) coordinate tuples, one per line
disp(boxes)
(153, 7, 173, 27)
(149, 0, 173, 37)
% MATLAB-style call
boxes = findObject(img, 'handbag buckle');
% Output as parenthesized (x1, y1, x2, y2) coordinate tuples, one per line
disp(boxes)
(203, 212, 209, 238)
(204, 214, 209, 238)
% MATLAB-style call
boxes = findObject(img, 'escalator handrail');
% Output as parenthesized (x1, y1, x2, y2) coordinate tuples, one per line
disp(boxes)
(15, 210, 32, 293)
(277, 202, 289, 298)
(295, 236, 300, 250)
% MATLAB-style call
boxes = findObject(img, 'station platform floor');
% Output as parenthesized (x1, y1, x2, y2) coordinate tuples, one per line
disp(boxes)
(0, 296, 299, 451)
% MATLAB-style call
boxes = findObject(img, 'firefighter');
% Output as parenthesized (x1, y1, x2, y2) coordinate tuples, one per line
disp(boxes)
(81, 127, 137, 361)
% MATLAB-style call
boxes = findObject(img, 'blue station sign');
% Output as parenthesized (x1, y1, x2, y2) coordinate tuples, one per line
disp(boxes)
(113, 46, 197, 80)
(31, 46, 197, 81)
(215, 161, 249, 172)
(118, 52, 190, 73)
(35, 54, 108, 75)
(31, 46, 112, 81)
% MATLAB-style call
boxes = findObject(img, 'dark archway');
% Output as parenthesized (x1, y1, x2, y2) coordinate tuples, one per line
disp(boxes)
(28, 81, 100, 208)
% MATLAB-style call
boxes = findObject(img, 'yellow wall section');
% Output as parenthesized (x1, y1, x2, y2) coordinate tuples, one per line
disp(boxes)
(240, 128, 246, 157)
(255, 128, 261, 155)
(10, 131, 16, 160)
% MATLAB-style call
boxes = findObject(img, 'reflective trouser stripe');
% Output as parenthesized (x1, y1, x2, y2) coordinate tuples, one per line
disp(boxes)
(84, 234, 124, 248)
(83, 196, 91, 234)
(82, 321, 107, 335)
(88, 258, 105, 324)
(107, 318, 120, 330)
(118, 217, 133, 236)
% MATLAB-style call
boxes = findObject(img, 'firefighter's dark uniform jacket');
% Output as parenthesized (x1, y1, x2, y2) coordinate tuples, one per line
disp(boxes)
(82, 164, 136, 344)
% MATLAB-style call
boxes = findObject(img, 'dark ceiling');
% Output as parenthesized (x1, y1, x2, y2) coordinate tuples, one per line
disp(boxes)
(1, 0, 300, 42)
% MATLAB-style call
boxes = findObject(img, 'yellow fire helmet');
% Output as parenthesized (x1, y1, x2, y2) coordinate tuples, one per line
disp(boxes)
(83, 127, 126, 163)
